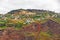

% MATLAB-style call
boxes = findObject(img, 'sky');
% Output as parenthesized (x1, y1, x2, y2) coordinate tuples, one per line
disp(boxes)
(0, 0, 60, 14)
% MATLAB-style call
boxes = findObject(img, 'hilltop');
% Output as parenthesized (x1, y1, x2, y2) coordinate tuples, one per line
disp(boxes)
(0, 9, 60, 29)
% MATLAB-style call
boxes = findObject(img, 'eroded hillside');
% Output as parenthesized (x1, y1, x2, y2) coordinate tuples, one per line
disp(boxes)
(0, 9, 60, 40)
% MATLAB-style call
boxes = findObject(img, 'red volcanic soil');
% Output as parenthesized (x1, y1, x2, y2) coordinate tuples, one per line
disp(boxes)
(0, 22, 41, 40)
(41, 19, 60, 34)
(0, 20, 60, 40)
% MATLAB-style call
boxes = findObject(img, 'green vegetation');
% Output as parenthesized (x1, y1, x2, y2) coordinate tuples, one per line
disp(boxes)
(0, 9, 60, 29)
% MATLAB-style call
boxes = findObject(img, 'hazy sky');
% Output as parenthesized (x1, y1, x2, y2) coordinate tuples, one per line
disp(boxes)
(0, 0, 60, 14)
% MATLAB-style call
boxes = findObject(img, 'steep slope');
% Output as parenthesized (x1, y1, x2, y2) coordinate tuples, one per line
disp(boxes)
(41, 19, 60, 34)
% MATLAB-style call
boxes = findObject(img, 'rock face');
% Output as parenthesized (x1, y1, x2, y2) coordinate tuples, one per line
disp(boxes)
(41, 19, 60, 34)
